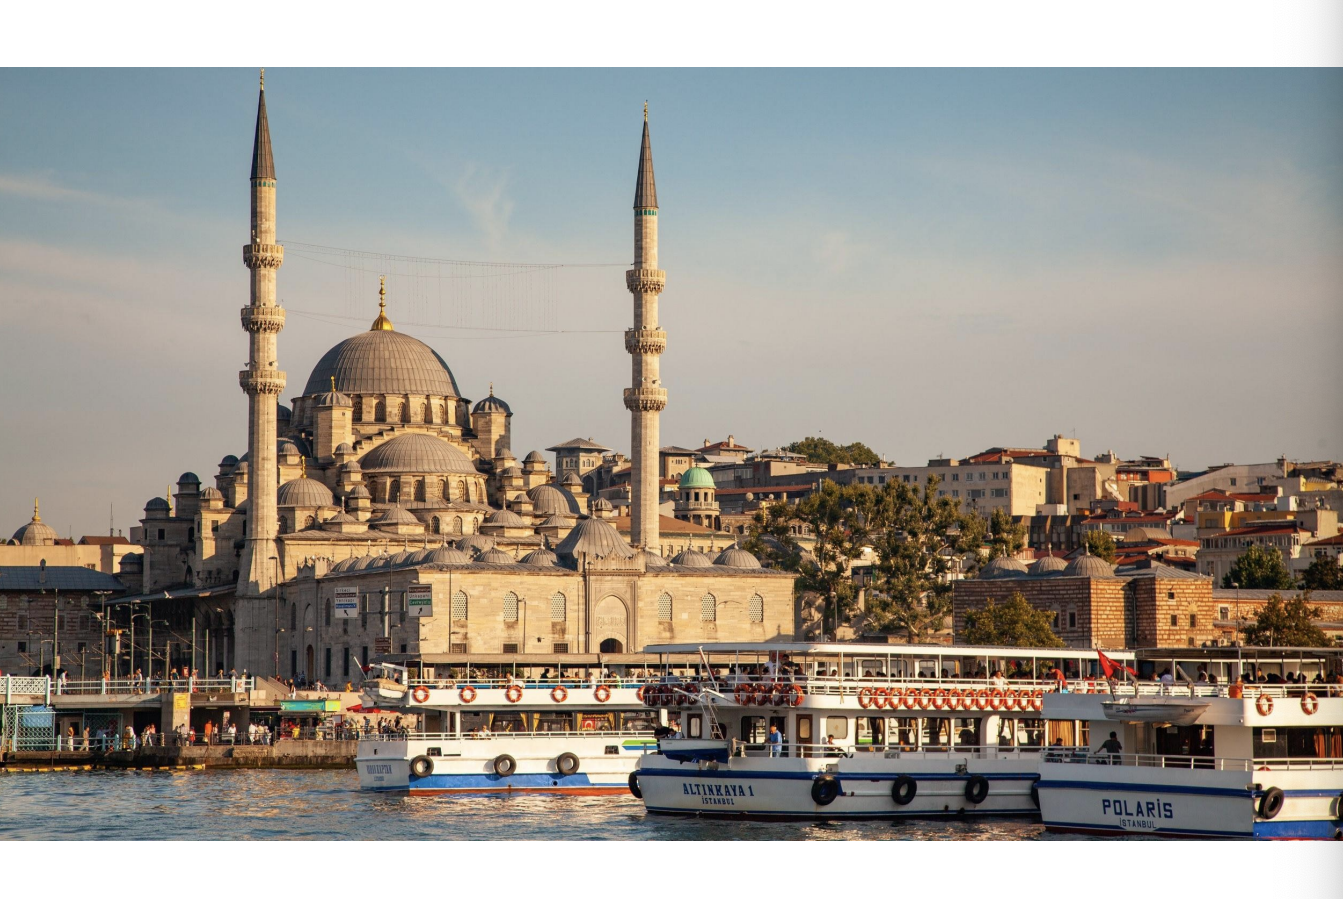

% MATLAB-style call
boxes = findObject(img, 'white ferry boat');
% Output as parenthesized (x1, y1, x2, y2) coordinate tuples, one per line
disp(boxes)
(631, 642, 1131, 819)
(1035, 649, 1343, 839)
(355, 661, 664, 794)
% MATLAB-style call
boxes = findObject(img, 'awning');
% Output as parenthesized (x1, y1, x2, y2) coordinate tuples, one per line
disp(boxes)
(279, 699, 342, 713)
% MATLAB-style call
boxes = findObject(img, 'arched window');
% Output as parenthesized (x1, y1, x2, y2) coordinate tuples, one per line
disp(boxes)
(389, 480, 400, 503)
(550, 592, 566, 621)
(420, 402, 429, 422)
(748, 594, 764, 623)
(304, 515, 315, 529)
(414, 479, 426, 502)
(457, 480, 465, 501)
(503, 592, 519, 623)
(353, 400, 363, 422)
(400, 400, 411, 423)
(701, 594, 717, 622)
(442, 480, 452, 501)
(431, 516, 441, 534)
(290, 603, 297, 631)
(657, 592, 673, 622)
(451, 591, 468, 621)
(374, 399, 386, 422)
(452, 516, 463, 535)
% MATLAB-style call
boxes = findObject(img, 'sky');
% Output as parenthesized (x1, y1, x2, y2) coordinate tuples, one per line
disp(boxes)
(1, 68, 1341, 539)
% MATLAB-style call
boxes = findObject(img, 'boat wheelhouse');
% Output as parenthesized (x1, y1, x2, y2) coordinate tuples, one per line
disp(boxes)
(355, 655, 666, 794)
(1035, 648, 1343, 840)
(630, 642, 1134, 819)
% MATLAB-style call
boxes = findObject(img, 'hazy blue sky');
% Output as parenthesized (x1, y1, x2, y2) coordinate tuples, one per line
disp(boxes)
(2, 68, 1341, 538)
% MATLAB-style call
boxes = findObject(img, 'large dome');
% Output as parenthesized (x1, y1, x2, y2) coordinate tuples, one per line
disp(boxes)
(302, 330, 461, 398)
(360, 434, 478, 475)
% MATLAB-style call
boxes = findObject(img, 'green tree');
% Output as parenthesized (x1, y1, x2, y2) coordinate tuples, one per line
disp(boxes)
(986, 508, 1028, 560)
(864, 476, 988, 641)
(1083, 529, 1118, 563)
(960, 592, 1066, 648)
(1301, 556, 1343, 591)
(784, 437, 881, 466)
(1222, 543, 1296, 590)
(1240, 593, 1328, 647)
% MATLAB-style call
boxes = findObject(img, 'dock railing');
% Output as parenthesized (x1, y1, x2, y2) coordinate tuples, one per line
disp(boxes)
(51, 676, 255, 697)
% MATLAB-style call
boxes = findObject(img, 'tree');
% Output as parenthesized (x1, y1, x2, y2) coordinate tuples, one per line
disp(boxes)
(986, 508, 1028, 560)
(1222, 543, 1296, 590)
(1301, 556, 1343, 591)
(960, 592, 1065, 648)
(1083, 530, 1117, 564)
(1240, 593, 1328, 647)
(785, 437, 881, 466)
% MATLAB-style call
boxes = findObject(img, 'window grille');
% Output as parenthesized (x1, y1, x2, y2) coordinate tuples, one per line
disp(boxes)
(701, 594, 716, 622)
(748, 594, 764, 623)
(658, 593, 673, 621)
(451, 591, 468, 621)
(503, 592, 519, 622)
(550, 593, 566, 621)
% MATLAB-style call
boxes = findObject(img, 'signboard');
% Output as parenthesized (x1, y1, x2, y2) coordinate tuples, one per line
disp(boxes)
(334, 586, 359, 619)
(374, 637, 392, 654)
(407, 583, 433, 618)
(280, 699, 342, 713)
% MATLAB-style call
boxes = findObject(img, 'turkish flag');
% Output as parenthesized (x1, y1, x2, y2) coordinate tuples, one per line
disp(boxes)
(1097, 649, 1138, 679)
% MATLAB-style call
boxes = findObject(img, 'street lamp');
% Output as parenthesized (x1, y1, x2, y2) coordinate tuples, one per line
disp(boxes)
(270, 555, 280, 678)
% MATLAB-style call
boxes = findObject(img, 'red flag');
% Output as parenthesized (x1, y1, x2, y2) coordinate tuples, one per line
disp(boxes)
(1097, 649, 1137, 678)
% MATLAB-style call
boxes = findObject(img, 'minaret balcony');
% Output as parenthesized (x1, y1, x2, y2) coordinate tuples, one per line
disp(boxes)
(623, 386, 668, 413)
(243, 242, 285, 269)
(624, 328, 667, 355)
(239, 368, 288, 397)
(240, 306, 287, 333)
(625, 268, 666, 293)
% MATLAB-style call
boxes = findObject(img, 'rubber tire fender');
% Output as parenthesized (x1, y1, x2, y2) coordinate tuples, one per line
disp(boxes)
(964, 774, 990, 804)
(492, 754, 517, 777)
(556, 752, 581, 776)
(409, 755, 433, 778)
(1258, 786, 1285, 820)
(628, 771, 643, 799)
(892, 774, 917, 806)
(1030, 781, 1040, 809)
(811, 774, 841, 806)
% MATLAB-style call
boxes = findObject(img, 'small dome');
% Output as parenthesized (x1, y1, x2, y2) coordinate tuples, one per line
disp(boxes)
(375, 504, 421, 526)
(349, 485, 371, 499)
(523, 450, 546, 464)
(119, 553, 144, 570)
(670, 548, 714, 568)
(555, 518, 635, 560)
(560, 471, 582, 486)
(1030, 555, 1068, 575)
(352, 554, 382, 571)
(314, 387, 353, 408)
(322, 511, 361, 529)
(981, 556, 1029, 579)
(328, 557, 358, 573)
(12, 503, 59, 546)
(177, 472, 201, 485)
(277, 404, 292, 420)
(427, 545, 472, 565)
(636, 549, 668, 568)
(334, 442, 355, 455)
(145, 496, 171, 512)
(1064, 552, 1117, 579)
(528, 484, 581, 517)
(539, 514, 572, 529)
(387, 549, 417, 567)
(457, 534, 496, 556)
(406, 547, 435, 564)
(714, 547, 761, 569)
(591, 497, 613, 512)
(679, 467, 715, 490)
(280, 442, 301, 458)
(220, 454, 240, 467)
(484, 509, 527, 528)
(277, 477, 335, 508)
(520, 547, 560, 567)
(200, 487, 224, 501)
(473, 389, 511, 415)
(478, 547, 516, 565)
(361, 434, 478, 476)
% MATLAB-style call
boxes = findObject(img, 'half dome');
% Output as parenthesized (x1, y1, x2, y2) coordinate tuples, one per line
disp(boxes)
(277, 477, 334, 507)
(361, 434, 478, 476)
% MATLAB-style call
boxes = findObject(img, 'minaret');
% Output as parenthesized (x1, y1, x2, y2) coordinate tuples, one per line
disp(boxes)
(237, 70, 287, 598)
(623, 103, 667, 549)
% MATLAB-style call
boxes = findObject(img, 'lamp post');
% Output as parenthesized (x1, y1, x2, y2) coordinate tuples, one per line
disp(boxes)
(270, 555, 280, 678)
(1231, 580, 1243, 678)
(92, 591, 111, 677)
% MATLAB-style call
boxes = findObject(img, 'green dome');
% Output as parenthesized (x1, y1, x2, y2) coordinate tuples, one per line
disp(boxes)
(678, 467, 715, 489)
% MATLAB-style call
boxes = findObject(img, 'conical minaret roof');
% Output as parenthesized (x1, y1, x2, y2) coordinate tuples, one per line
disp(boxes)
(251, 72, 276, 180)
(633, 104, 657, 209)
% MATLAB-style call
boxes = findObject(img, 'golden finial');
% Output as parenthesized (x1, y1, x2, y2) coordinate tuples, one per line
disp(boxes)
(300, 457, 307, 477)
(370, 275, 394, 331)
(167, 485, 173, 514)
(330, 375, 337, 392)
(33, 498, 40, 522)
(260, 68, 265, 90)
(489, 382, 494, 396)
(643, 101, 648, 122)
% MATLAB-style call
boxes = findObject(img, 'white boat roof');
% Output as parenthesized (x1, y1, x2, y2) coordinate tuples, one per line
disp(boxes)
(641, 642, 1134, 660)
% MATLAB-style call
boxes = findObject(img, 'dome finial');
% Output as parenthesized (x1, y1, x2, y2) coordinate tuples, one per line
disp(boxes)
(300, 456, 306, 477)
(370, 276, 394, 331)
(260, 68, 265, 90)
(489, 382, 494, 396)
(644, 100, 648, 122)
(330, 375, 336, 392)
(33, 498, 40, 522)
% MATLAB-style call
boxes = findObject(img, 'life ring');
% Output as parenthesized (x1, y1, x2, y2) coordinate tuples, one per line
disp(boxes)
(410, 755, 433, 778)
(551, 684, 569, 703)
(946, 689, 962, 711)
(492, 754, 517, 777)
(858, 687, 875, 709)
(918, 689, 933, 711)
(505, 684, 523, 704)
(594, 684, 611, 703)
(892, 775, 917, 805)
(903, 691, 919, 711)
(636, 685, 647, 703)
(753, 685, 772, 707)
(685, 683, 701, 705)
(811, 774, 840, 806)
(974, 689, 990, 711)
(788, 684, 805, 707)
(458, 685, 477, 704)
(1258, 786, 1285, 820)
(1002, 690, 1019, 712)
(628, 772, 643, 799)
(989, 689, 1004, 711)
(888, 687, 904, 709)
(411, 686, 430, 704)
(964, 775, 990, 804)
(1031, 691, 1044, 712)
(555, 752, 580, 776)
(1256, 693, 1273, 716)
(770, 681, 789, 707)
(1301, 692, 1319, 715)
(873, 687, 890, 710)
(734, 683, 753, 705)
(932, 689, 948, 711)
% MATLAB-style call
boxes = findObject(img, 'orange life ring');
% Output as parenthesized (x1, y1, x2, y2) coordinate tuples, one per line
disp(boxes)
(789, 684, 805, 707)
(903, 691, 919, 710)
(1031, 691, 1044, 712)
(734, 683, 753, 705)
(989, 689, 1004, 711)
(918, 688, 933, 711)
(594, 684, 611, 703)
(551, 685, 569, 703)
(932, 688, 948, 711)
(1256, 693, 1273, 716)
(858, 687, 875, 709)
(770, 681, 789, 707)
(873, 687, 890, 710)
(973, 689, 989, 711)
(754, 685, 772, 707)
(888, 687, 904, 709)
(636, 684, 647, 703)
(505, 684, 523, 704)
(946, 689, 963, 711)
(684, 683, 700, 706)
(1301, 692, 1319, 715)
(459, 685, 477, 704)
(1002, 690, 1019, 712)
(411, 685, 430, 704)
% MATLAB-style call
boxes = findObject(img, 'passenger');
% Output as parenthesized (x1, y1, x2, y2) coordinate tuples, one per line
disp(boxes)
(991, 670, 1007, 690)
(767, 725, 783, 757)
(1095, 731, 1124, 765)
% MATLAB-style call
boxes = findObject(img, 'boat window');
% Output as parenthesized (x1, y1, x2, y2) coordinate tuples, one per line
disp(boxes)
(741, 716, 767, 744)
(536, 711, 576, 733)
(1046, 720, 1076, 746)
(856, 716, 885, 748)
(824, 716, 848, 740)
(952, 717, 980, 749)
(920, 717, 951, 749)
(687, 715, 702, 738)
(996, 718, 1016, 747)
(618, 711, 659, 733)
(892, 717, 918, 748)
(1254, 726, 1342, 759)
(1016, 719, 1046, 749)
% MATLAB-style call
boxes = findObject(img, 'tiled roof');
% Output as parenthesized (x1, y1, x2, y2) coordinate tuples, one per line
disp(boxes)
(1210, 525, 1306, 538)
(701, 439, 753, 453)
(0, 566, 127, 592)
(612, 513, 717, 535)
(78, 536, 132, 546)
(546, 438, 611, 452)
(1306, 533, 1343, 546)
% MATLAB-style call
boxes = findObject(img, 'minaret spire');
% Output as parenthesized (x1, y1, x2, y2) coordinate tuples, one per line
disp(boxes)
(251, 73, 275, 182)
(623, 107, 668, 554)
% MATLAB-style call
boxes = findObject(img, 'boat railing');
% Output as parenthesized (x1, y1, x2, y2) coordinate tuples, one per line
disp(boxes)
(359, 728, 659, 742)
(1249, 756, 1343, 771)
(1091, 683, 1342, 699)
(51, 676, 255, 696)
(404, 678, 646, 690)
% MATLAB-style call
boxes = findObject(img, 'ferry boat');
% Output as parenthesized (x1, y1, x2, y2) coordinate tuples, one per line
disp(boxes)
(630, 642, 1132, 819)
(355, 661, 664, 794)
(1035, 648, 1343, 839)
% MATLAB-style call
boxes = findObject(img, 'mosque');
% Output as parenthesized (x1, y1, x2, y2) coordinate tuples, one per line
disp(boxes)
(98, 78, 795, 679)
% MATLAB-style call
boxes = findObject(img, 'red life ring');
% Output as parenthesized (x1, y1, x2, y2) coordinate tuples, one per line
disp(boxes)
(636, 684, 647, 703)
(682, 683, 700, 706)
(974, 689, 990, 711)
(459, 685, 477, 704)
(858, 687, 875, 709)
(1256, 693, 1273, 716)
(551, 685, 569, 703)
(918, 688, 933, 711)
(1301, 692, 1319, 715)
(903, 691, 919, 711)
(594, 684, 611, 703)
(946, 689, 963, 711)
(1002, 690, 1019, 712)
(734, 683, 753, 705)
(753, 685, 772, 707)
(888, 687, 904, 709)
(988, 689, 1004, 711)
(411, 685, 430, 704)
(932, 689, 949, 711)
(788, 684, 805, 707)
(505, 684, 523, 704)
(873, 687, 890, 710)
(1031, 691, 1044, 712)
